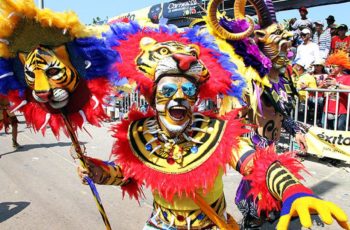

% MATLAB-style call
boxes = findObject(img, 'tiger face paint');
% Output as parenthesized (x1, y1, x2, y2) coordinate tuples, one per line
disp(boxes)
(155, 76, 198, 137)
(18, 45, 79, 109)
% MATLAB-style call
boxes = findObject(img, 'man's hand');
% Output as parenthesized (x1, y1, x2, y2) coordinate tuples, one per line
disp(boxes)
(324, 78, 337, 87)
(77, 157, 109, 185)
(277, 196, 350, 230)
(295, 132, 308, 153)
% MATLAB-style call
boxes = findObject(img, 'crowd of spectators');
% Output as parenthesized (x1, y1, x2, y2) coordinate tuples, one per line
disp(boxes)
(287, 7, 350, 131)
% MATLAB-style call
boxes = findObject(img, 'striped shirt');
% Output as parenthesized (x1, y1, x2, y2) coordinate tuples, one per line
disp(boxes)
(312, 30, 331, 57)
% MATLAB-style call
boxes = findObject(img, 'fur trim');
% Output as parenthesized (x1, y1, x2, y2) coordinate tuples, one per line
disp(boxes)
(244, 146, 305, 215)
(110, 107, 247, 201)
(7, 78, 110, 138)
(0, 0, 91, 58)
(0, 0, 117, 138)
(105, 21, 245, 103)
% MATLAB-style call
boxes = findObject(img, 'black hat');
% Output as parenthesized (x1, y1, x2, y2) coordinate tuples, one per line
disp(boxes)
(337, 24, 348, 31)
(326, 15, 335, 21)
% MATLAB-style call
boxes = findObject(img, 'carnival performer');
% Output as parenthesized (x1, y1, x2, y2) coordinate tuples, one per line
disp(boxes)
(203, 0, 326, 228)
(0, 0, 116, 136)
(0, 95, 20, 149)
(77, 19, 349, 230)
(0, 1, 118, 227)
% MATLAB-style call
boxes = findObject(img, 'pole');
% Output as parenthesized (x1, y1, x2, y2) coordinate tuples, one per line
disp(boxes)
(61, 112, 112, 230)
(38, 0, 44, 9)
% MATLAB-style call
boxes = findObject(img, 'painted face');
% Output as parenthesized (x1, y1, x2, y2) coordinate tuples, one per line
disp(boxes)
(255, 23, 293, 73)
(19, 45, 79, 109)
(328, 65, 343, 76)
(155, 76, 198, 137)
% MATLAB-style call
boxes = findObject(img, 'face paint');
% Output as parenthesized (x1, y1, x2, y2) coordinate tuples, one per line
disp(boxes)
(155, 76, 197, 137)
(20, 45, 79, 109)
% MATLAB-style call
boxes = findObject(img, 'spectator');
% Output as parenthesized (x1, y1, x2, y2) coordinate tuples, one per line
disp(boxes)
(295, 62, 317, 101)
(294, 62, 317, 124)
(322, 51, 350, 130)
(312, 59, 327, 86)
(292, 7, 313, 32)
(312, 21, 331, 59)
(311, 59, 327, 126)
(295, 28, 320, 70)
(0, 95, 21, 149)
(325, 15, 337, 36)
(331, 24, 350, 54)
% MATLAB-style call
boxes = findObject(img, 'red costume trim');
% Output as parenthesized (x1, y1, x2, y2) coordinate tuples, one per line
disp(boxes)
(8, 78, 110, 138)
(113, 32, 233, 102)
(111, 108, 247, 201)
(244, 146, 306, 215)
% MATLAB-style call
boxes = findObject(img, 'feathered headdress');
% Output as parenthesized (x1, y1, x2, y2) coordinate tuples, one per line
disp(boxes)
(0, 0, 118, 137)
(326, 51, 350, 70)
(104, 20, 245, 104)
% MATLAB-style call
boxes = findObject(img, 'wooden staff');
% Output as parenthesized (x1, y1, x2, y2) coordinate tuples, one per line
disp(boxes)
(61, 112, 112, 230)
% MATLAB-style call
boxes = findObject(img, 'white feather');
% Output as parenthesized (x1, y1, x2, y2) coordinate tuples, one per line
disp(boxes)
(39, 113, 51, 131)
(79, 110, 87, 127)
(91, 95, 99, 109)
(10, 100, 27, 113)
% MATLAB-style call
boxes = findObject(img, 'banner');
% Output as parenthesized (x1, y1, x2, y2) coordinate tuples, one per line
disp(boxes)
(305, 126, 350, 162)
(163, 0, 202, 19)
(108, 0, 203, 27)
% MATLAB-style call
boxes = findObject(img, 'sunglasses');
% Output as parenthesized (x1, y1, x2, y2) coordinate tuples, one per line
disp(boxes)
(329, 65, 340, 69)
(300, 33, 308, 37)
(159, 82, 197, 98)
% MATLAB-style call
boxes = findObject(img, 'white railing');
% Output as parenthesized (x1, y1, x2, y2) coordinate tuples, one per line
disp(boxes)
(294, 88, 350, 131)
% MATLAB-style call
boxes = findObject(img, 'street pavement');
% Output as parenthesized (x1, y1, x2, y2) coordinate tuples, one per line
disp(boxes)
(0, 114, 349, 230)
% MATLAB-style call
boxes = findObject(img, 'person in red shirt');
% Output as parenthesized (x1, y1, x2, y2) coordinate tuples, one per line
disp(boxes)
(331, 24, 350, 54)
(322, 51, 350, 130)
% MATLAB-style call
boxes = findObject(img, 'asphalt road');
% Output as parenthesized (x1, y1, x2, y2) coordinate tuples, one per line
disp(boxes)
(1, 114, 349, 230)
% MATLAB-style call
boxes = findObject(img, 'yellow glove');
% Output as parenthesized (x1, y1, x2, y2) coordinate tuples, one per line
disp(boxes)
(277, 196, 350, 230)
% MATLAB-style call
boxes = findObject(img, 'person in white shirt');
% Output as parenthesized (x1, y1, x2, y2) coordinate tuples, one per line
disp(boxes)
(312, 21, 331, 59)
(295, 28, 320, 71)
(292, 7, 313, 32)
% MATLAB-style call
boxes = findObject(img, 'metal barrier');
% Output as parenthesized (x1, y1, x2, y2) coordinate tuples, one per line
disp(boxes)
(105, 91, 148, 120)
(294, 88, 350, 131)
(290, 88, 350, 153)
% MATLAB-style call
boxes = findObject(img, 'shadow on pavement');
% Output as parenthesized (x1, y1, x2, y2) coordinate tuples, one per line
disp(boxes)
(0, 201, 30, 223)
(0, 141, 86, 157)
(311, 180, 339, 196)
(261, 215, 324, 229)
(300, 154, 350, 168)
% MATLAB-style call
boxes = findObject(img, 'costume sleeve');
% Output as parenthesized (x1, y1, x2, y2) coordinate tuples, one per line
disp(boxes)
(230, 137, 256, 176)
(282, 116, 302, 136)
(85, 156, 127, 186)
(242, 146, 306, 214)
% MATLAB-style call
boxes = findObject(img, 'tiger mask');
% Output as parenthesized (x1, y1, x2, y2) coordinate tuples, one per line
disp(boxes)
(18, 45, 80, 110)
(135, 37, 209, 84)
(255, 23, 293, 73)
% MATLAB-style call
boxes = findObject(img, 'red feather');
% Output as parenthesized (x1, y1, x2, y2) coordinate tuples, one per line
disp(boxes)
(113, 31, 234, 102)
(244, 146, 306, 215)
(7, 77, 110, 138)
(110, 107, 248, 201)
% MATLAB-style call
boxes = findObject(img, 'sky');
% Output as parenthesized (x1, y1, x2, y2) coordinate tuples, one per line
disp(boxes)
(38, 0, 350, 27)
